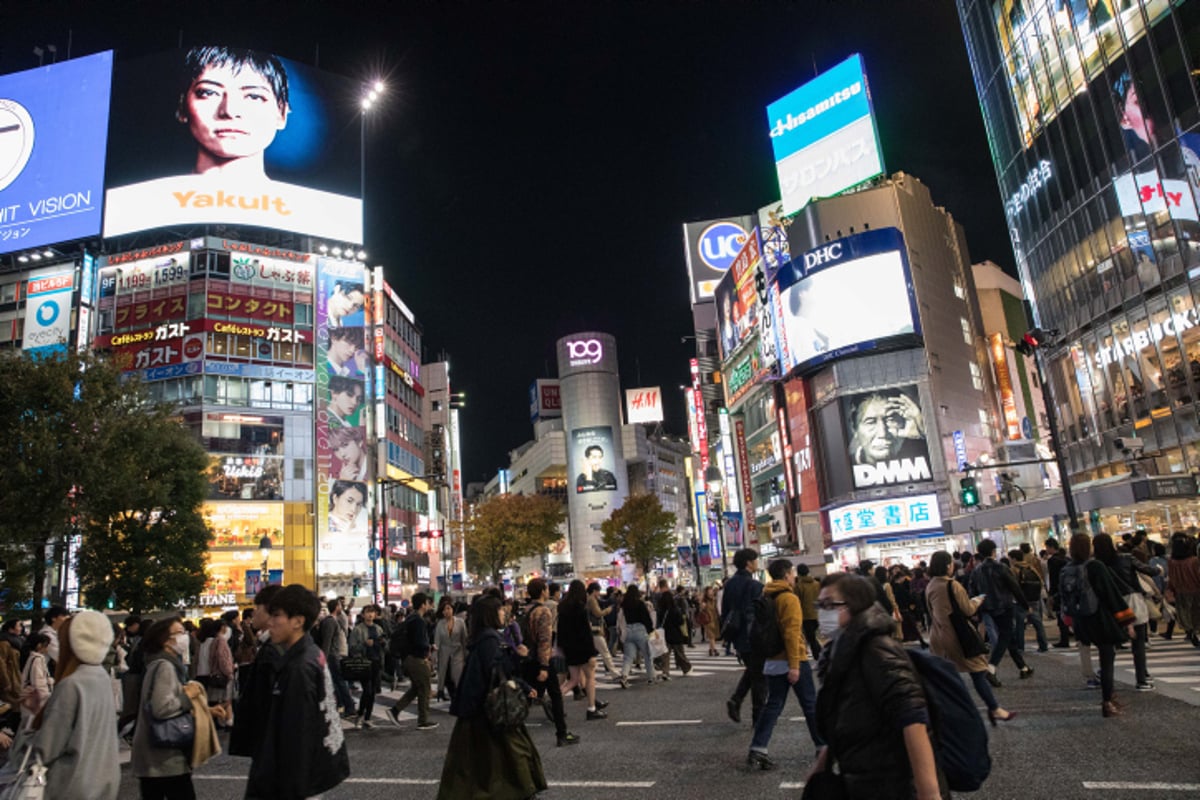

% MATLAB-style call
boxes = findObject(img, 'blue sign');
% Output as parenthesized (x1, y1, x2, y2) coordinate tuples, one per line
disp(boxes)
(767, 54, 872, 162)
(953, 430, 968, 471)
(1021, 416, 1033, 439)
(697, 220, 748, 272)
(0, 51, 112, 255)
(368, 547, 380, 562)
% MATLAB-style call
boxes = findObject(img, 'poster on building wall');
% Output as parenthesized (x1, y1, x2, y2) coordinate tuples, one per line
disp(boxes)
(316, 258, 372, 585)
(842, 384, 932, 490)
(22, 267, 75, 356)
(784, 377, 820, 512)
(570, 426, 619, 494)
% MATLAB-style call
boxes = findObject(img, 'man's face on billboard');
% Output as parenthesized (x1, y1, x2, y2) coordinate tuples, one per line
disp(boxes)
(586, 447, 604, 470)
(328, 334, 357, 364)
(332, 486, 365, 519)
(185, 62, 287, 162)
(855, 397, 903, 462)
(331, 387, 363, 417)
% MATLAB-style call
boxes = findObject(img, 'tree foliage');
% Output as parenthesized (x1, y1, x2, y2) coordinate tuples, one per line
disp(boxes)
(0, 350, 210, 614)
(463, 494, 566, 585)
(601, 493, 677, 589)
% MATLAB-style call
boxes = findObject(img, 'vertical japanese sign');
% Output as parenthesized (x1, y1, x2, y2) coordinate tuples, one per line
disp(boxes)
(23, 267, 74, 356)
(315, 258, 372, 586)
(734, 419, 757, 542)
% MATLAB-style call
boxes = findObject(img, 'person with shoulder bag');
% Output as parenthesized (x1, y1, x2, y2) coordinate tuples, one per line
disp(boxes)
(132, 616, 226, 800)
(1094, 534, 1156, 691)
(347, 604, 386, 729)
(17, 634, 52, 732)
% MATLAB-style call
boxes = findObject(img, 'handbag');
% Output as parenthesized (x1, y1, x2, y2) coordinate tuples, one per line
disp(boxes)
(1123, 592, 1150, 626)
(647, 629, 669, 659)
(340, 654, 373, 681)
(484, 647, 529, 733)
(946, 581, 988, 658)
(145, 701, 195, 749)
(801, 769, 847, 800)
(0, 747, 46, 800)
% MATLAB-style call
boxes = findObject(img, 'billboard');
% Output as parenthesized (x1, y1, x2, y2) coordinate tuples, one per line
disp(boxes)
(22, 267, 75, 356)
(772, 227, 918, 376)
(766, 53, 884, 215)
(529, 379, 562, 422)
(570, 425, 619, 494)
(681, 215, 754, 304)
(714, 228, 762, 361)
(625, 387, 663, 424)
(783, 377, 820, 513)
(0, 51, 112, 255)
(842, 385, 932, 490)
(315, 257, 372, 581)
(103, 46, 362, 242)
(828, 493, 942, 543)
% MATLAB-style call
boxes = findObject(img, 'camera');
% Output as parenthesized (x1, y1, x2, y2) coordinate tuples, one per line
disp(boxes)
(1114, 437, 1145, 452)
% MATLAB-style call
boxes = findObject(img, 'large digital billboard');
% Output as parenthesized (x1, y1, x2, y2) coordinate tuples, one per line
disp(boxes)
(570, 425, 619, 494)
(772, 227, 918, 376)
(841, 384, 932, 490)
(715, 228, 763, 361)
(0, 51, 112, 255)
(766, 53, 884, 215)
(103, 46, 362, 242)
(681, 215, 754, 304)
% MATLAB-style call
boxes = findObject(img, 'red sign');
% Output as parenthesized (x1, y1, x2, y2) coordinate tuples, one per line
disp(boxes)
(734, 419, 756, 542)
(783, 377, 820, 513)
(542, 384, 561, 410)
(206, 289, 295, 323)
(109, 333, 205, 371)
(691, 359, 709, 471)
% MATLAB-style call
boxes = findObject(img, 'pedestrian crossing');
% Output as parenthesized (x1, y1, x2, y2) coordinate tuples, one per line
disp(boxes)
(1044, 635, 1200, 700)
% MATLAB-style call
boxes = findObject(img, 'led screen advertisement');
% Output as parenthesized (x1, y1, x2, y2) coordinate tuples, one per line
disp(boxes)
(714, 228, 762, 361)
(104, 46, 362, 242)
(0, 51, 112, 255)
(766, 53, 884, 215)
(842, 384, 932, 490)
(772, 227, 918, 376)
(570, 426, 619, 494)
(681, 215, 754, 304)
(315, 258, 372, 583)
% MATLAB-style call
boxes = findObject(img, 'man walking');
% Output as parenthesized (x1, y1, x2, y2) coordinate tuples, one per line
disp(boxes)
(386, 593, 439, 731)
(971, 539, 1033, 684)
(524, 578, 579, 746)
(794, 564, 822, 660)
(586, 582, 617, 676)
(1045, 537, 1072, 648)
(317, 598, 355, 718)
(1011, 548, 1049, 652)
(722, 548, 766, 724)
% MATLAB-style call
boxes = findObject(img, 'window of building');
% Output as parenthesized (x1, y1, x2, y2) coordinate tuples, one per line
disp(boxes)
(970, 361, 983, 391)
(961, 317, 972, 345)
(953, 281, 966, 300)
(0, 283, 17, 304)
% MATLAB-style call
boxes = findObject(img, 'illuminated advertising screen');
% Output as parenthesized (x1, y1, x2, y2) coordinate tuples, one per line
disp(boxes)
(828, 493, 942, 543)
(772, 227, 918, 375)
(766, 53, 884, 215)
(0, 51, 112, 255)
(22, 267, 75, 356)
(315, 258, 372, 581)
(681, 215, 754, 304)
(714, 228, 762, 361)
(991, 0, 1170, 149)
(841, 385, 932, 490)
(570, 426, 619, 494)
(104, 46, 362, 242)
(784, 377, 820, 513)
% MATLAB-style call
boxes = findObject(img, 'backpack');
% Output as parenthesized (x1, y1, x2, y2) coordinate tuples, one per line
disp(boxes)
(908, 649, 992, 792)
(1016, 564, 1043, 604)
(515, 604, 538, 649)
(389, 618, 413, 661)
(749, 594, 784, 658)
(1059, 561, 1100, 618)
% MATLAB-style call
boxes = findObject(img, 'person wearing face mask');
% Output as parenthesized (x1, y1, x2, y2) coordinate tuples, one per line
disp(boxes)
(206, 620, 235, 729)
(808, 573, 947, 800)
(229, 584, 284, 759)
(132, 617, 227, 799)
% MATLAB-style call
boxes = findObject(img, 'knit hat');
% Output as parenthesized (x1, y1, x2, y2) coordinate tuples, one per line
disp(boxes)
(69, 610, 115, 665)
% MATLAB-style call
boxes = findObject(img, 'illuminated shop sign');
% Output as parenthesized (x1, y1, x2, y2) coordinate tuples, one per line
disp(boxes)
(723, 343, 770, 406)
(1004, 160, 1052, 218)
(207, 290, 296, 324)
(217, 238, 314, 263)
(565, 338, 604, 366)
(101, 241, 189, 267)
(682, 216, 754, 304)
(22, 266, 74, 355)
(230, 254, 315, 289)
(1093, 307, 1199, 369)
(625, 387, 663, 424)
(109, 295, 187, 330)
(99, 255, 190, 297)
(842, 385, 932, 489)
(828, 493, 942, 543)
(715, 228, 763, 361)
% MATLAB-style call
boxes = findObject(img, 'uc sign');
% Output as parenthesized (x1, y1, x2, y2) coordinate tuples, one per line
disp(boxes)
(697, 221, 748, 272)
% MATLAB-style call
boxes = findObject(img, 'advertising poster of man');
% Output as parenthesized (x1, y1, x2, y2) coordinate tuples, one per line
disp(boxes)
(571, 426, 619, 493)
(103, 45, 362, 241)
(842, 385, 932, 489)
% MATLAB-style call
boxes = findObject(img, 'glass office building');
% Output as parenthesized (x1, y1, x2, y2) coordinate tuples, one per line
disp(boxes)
(960, 1, 1200, 486)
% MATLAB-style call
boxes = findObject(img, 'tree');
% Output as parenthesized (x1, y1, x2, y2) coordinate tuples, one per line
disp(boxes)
(601, 493, 677, 590)
(463, 494, 566, 585)
(0, 350, 210, 615)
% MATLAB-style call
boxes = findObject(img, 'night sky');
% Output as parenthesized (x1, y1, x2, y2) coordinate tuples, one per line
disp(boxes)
(4, 1, 1012, 484)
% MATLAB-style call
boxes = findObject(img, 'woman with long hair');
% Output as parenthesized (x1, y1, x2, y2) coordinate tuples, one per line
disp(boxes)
(1166, 533, 1200, 646)
(1094, 534, 1157, 690)
(700, 586, 721, 656)
(557, 580, 607, 719)
(655, 590, 691, 678)
(437, 596, 546, 800)
(434, 598, 467, 702)
(925, 551, 1015, 725)
(18, 632, 52, 731)
(1065, 534, 1136, 717)
(617, 584, 655, 688)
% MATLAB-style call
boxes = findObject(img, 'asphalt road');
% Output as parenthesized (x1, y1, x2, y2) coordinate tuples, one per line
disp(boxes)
(117, 633, 1200, 799)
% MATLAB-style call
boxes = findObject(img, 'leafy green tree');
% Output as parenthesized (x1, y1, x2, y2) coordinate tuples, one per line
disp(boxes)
(0, 350, 210, 615)
(463, 494, 566, 585)
(601, 493, 678, 590)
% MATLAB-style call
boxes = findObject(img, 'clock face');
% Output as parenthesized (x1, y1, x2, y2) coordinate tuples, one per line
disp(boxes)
(0, 98, 35, 192)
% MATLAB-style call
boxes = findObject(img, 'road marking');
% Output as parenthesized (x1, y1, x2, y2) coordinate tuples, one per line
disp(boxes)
(788, 716, 806, 721)
(194, 776, 656, 788)
(615, 719, 704, 726)
(780, 781, 806, 789)
(550, 781, 657, 788)
(1083, 782, 1200, 791)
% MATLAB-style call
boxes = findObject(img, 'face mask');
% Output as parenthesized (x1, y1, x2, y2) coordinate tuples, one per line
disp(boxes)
(817, 609, 843, 640)
(173, 632, 191, 661)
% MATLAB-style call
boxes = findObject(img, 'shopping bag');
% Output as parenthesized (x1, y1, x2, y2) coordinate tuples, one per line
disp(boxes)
(648, 629, 669, 659)
(0, 747, 46, 800)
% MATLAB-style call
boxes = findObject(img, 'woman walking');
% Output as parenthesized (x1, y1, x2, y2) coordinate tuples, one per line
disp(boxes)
(206, 619, 235, 727)
(701, 586, 721, 656)
(437, 595, 547, 800)
(618, 584, 655, 688)
(18, 632, 52, 731)
(655, 590, 692, 678)
(1166, 532, 1200, 646)
(557, 580, 607, 720)
(1064, 534, 1136, 717)
(434, 598, 468, 702)
(925, 551, 1015, 725)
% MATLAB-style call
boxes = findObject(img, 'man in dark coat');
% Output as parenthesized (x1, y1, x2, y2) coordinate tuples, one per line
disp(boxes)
(721, 548, 765, 724)
(229, 584, 283, 758)
(1045, 537, 1072, 647)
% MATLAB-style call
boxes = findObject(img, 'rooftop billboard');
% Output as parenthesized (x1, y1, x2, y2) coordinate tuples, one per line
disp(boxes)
(103, 46, 362, 242)
(766, 53, 884, 215)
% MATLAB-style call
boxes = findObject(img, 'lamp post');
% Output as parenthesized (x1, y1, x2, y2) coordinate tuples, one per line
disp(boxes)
(258, 535, 272, 590)
(704, 465, 731, 578)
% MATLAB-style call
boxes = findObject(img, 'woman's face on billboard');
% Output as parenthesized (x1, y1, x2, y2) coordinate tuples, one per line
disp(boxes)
(185, 62, 287, 163)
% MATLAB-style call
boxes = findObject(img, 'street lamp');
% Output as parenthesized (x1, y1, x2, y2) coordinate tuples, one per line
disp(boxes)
(704, 465, 731, 578)
(258, 535, 272, 589)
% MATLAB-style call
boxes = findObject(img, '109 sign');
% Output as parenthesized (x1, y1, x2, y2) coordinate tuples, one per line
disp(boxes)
(566, 338, 604, 366)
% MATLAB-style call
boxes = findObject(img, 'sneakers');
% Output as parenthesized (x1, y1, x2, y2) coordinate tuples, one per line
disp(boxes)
(557, 732, 581, 747)
(360, 719, 374, 730)
(746, 751, 776, 771)
(726, 698, 741, 723)
(1102, 700, 1122, 718)
(1136, 681, 1156, 691)
(352, 715, 363, 729)
(586, 709, 608, 720)
(386, 706, 402, 727)
(1019, 666, 1034, 679)
(416, 721, 439, 731)
(658, 674, 671, 682)
(618, 677, 630, 689)
(1085, 677, 1102, 690)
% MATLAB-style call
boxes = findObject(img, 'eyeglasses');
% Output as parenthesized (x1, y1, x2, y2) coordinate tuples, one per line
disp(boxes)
(816, 600, 848, 611)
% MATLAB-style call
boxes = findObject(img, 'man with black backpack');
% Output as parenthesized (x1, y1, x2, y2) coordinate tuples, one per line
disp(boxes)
(386, 593, 439, 731)
(970, 540, 1033, 685)
(721, 548, 766, 725)
(1010, 548, 1049, 653)
(745, 559, 823, 770)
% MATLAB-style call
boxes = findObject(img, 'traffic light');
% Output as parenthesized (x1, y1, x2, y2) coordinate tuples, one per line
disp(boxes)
(352, 577, 362, 596)
(1015, 327, 1058, 356)
(960, 476, 980, 508)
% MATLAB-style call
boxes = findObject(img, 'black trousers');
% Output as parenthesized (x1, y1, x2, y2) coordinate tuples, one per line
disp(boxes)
(139, 774, 196, 800)
(358, 659, 381, 719)
(526, 661, 568, 737)
(730, 651, 767, 723)
(802, 619, 822, 660)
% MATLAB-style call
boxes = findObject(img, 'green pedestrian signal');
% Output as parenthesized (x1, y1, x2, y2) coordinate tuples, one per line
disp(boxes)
(960, 476, 980, 508)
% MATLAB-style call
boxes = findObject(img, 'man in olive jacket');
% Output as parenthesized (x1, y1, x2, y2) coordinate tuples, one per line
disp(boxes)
(794, 563, 822, 658)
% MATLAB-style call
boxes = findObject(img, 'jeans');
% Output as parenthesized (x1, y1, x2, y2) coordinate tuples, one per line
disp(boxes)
(730, 651, 767, 724)
(357, 659, 381, 720)
(395, 655, 432, 725)
(328, 655, 355, 716)
(621, 624, 654, 682)
(1017, 599, 1048, 651)
(749, 662, 822, 752)
(968, 670, 999, 712)
(983, 610, 1027, 670)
